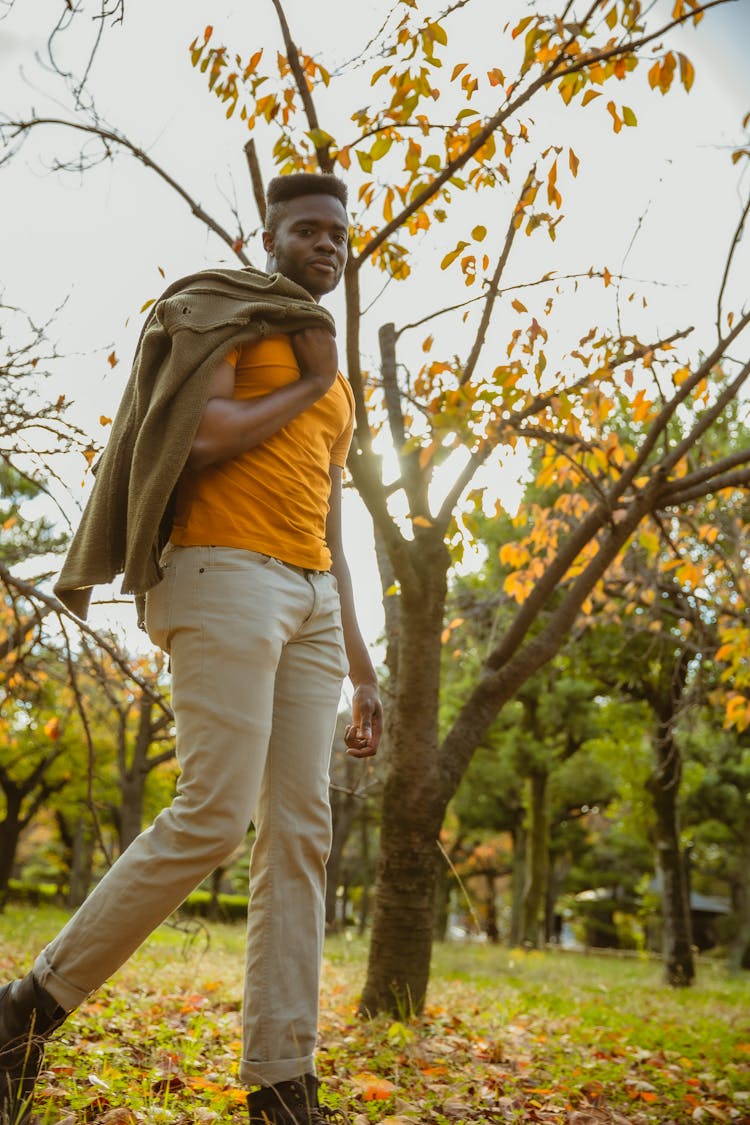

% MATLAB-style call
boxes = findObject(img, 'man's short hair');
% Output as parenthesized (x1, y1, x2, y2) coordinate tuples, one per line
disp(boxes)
(265, 173, 348, 234)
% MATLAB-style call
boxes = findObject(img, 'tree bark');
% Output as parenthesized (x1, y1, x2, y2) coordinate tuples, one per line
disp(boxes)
(0, 793, 23, 909)
(647, 716, 694, 986)
(326, 746, 359, 929)
(521, 768, 549, 948)
(509, 819, 526, 947)
(727, 837, 750, 975)
(67, 817, 96, 907)
(359, 552, 448, 1016)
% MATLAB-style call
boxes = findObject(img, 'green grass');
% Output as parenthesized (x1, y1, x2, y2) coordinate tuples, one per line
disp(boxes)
(1, 906, 748, 1123)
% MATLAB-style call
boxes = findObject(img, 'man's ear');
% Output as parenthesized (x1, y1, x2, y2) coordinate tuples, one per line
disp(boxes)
(261, 230, 274, 253)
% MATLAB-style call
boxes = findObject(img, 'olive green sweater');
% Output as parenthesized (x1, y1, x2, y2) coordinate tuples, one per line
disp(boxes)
(54, 266, 336, 620)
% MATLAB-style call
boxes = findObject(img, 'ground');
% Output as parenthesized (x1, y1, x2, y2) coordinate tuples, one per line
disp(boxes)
(1, 906, 748, 1124)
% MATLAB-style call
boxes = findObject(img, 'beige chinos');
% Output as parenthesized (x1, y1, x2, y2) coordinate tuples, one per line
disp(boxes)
(34, 544, 347, 1087)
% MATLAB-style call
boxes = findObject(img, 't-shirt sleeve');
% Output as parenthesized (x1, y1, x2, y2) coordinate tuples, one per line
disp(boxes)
(329, 377, 355, 468)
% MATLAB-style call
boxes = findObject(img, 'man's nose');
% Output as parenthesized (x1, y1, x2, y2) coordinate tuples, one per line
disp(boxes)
(313, 231, 337, 252)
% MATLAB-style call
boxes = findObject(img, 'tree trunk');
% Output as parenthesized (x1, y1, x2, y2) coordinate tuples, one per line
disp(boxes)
(67, 817, 96, 907)
(358, 806, 372, 935)
(0, 796, 23, 909)
(118, 769, 147, 853)
(521, 768, 549, 948)
(485, 871, 499, 942)
(326, 741, 359, 929)
(727, 838, 750, 975)
(359, 557, 447, 1016)
(648, 718, 694, 986)
(509, 819, 526, 947)
(433, 859, 452, 941)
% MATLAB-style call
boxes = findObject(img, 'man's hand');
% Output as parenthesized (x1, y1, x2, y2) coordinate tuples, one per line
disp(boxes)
(344, 683, 383, 758)
(290, 327, 339, 394)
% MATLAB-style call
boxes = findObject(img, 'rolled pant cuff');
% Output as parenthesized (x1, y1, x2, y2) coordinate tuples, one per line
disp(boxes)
(33, 951, 89, 1013)
(239, 1053, 316, 1088)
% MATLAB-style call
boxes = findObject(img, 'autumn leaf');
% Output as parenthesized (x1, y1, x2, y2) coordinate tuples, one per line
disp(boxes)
(107, 351, 118, 368)
(351, 1072, 397, 1101)
(44, 716, 61, 741)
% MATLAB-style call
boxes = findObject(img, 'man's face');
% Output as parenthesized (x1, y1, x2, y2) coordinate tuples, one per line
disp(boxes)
(262, 194, 348, 300)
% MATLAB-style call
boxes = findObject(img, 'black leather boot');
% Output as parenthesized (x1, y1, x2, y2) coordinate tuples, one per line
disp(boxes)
(0, 973, 67, 1125)
(246, 1074, 346, 1124)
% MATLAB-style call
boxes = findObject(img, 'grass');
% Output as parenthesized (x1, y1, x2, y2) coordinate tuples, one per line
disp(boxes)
(1, 905, 748, 1123)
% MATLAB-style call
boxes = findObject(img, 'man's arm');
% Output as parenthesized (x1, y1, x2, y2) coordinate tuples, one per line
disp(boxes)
(327, 464, 383, 758)
(188, 328, 339, 471)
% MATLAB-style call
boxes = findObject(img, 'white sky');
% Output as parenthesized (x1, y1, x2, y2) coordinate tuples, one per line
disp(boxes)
(1, 0, 749, 657)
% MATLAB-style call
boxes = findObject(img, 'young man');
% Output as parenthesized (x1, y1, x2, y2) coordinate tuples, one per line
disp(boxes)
(0, 173, 382, 1125)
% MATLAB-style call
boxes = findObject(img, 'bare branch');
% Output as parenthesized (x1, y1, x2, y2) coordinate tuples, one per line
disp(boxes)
(3, 117, 250, 264)
(269, 0, 334, 173)
(460, 166, 536, 387)
(716, 191, 750, 336)
(244, 138, 267, 225)
(60, 618, 114, 868)
(658, 465, 750, 507)
(0, 562, 173, 719)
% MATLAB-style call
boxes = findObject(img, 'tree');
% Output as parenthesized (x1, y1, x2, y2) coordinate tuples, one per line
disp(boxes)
(2, 0, 749, 1013)
(683, 725, 750, 973)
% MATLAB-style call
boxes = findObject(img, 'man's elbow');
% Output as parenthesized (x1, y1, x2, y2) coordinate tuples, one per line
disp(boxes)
(185, 435, 217, 472)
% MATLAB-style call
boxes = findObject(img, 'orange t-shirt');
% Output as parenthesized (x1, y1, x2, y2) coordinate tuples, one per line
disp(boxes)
(170, 334, 354, 570)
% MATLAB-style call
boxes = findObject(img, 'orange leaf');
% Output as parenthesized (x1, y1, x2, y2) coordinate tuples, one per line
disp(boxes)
(511, 298, 527, 313)
(44, 717, 61, 741)
(351, 1072, 397, 1101)
(107, 351, 118, 367)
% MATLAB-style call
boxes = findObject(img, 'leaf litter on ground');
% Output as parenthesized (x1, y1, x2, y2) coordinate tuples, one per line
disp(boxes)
(1, 908, 749, 1125)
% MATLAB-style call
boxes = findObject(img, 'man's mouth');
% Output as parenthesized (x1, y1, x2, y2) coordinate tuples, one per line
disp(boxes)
(308, 259, 337, 272)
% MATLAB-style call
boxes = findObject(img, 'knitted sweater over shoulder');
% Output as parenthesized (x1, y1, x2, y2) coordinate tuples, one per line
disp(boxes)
(54, 266, 336, 620)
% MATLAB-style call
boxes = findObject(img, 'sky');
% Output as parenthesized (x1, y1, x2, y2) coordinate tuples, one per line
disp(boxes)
(1, 0, 749, 658)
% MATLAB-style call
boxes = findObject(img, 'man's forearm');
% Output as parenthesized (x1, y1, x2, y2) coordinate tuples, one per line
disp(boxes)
(330, 552, 377, 686)
(188, 379, 327, 472)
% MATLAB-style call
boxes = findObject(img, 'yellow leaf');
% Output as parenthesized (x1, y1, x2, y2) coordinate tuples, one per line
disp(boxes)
(678, 52, 695, 91)
(631, 389, 653, 422)
(99, 415, 112, 427)
(412, 515, 433, 527)
(622, 105, 637, 127)
(511, 298, 527, 313)
(140, 298, 156, 313)
(107, 351, 118, 367)
(472, 224, 487, 241)
(607, 100, 622, 133)
(568, 148, 579, 177)
(440, 241, 468, 269)
(582, 89, 601, 106)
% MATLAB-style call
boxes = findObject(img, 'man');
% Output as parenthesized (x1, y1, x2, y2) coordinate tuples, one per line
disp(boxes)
(0, 172, 382, 1125)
